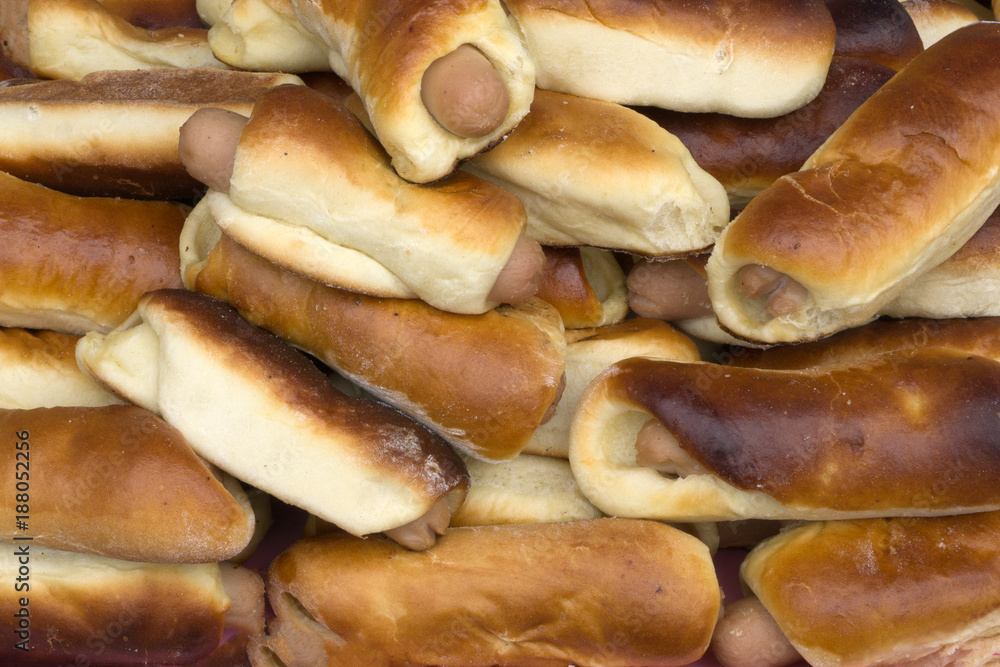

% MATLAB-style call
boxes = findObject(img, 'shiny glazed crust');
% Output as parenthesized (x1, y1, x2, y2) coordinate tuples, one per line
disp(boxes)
(0, 171, 186, 334)
(569, 351, 1000, 521)
(0, 405, 255, 562)
(503, 0, 835, 117)
(287, 0, 535, 182)
(183, 229, 566, 461)
(77, 289, 470, 536)
(261, 519, 720, 666)
(743, 513, 1000, 666)
(708, 23, 1000, 344)
(534, 247, 629, 329)
(225, 84, 528, 314)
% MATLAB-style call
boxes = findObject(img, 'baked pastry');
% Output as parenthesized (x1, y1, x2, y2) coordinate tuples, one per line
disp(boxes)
(182, 223, 566, 462)
(570, 351, 1000, 521)
(450, 453, 603, 527)
(727, 316, 1000, 369)
(97, 0, 205, 28)
(502, 0, 836, 117)
(208, 0, 328, 73)
(284, 0, 535, 182)
(0, 543, 263, 664)
(639, 56, 896, 207)
(0, 68, 302, 199)
(0, 0, 228, 80)
(535, 247, 629, 329)
(824, 0, 923, 70)
(0, 329, 122, 409)
(706, 22, 1000, 345)
(0, 405, 255, 563)
(523, 318, 699, 459)
(0, 171, 186, 335)
(901, 0, 980, 47)
(178, 84, 542, 314)
(463, 88, 729, 255)
(77, 289, 469, 549)
(255, 519, 721, 666)
(727, 512, 1000, 666)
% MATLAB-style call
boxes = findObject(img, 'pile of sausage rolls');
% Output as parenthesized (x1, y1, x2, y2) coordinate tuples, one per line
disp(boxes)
(0, 0, 998, 665)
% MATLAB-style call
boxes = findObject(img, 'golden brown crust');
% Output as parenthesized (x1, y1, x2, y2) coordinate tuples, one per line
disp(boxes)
(0, 405, 254, 562)
(709, 23, 1000, 343)
(640, 56, 895, 204)
(825, 0, 924, 70)
(578, 351, 1000, 516)
(263, 519, 720, 667)
(536, 246, 629, 329)
(0, 545, 229, 664)
(743, 512, 1000, 665)
(188, 233, 566, 461)
(0, 171, 185, 334)
(226, 84, 527, 314)
(0, 68, 301, 199)
(728, 316, 1000, 370)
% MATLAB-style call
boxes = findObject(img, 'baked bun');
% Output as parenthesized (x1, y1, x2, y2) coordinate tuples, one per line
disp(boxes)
(208, 0, 328, 73)
(0, 68, 302, 200)
(523, 318, 699, 458)
(0, 544, 262, 663)
(0, 329, 122, 409)
(707, 22, 1000, 344)
(451, 453, 603, 526)
(464, 88, 729, 254)
(825, 0, 923, 70)
(535, 247, 629, 329)
(902, 0, 980, 47)
(257, 519, 720, 666)
(0, 0, 228, 80)
(640, 56, 896, 207)
(503, 0, 836, 117)
(77, 289, 469, 544)
(570, 351, 1000, 521)
(1, 405, 255, 562)
(182, 225, 567, 462)
(97, 0, 205, 29)
(285, 0, 535, 183)
(741, 512, 1000, 666)
(727, 316, 1000, 370)
(0, 171, 186, 335)
(196, 84, 533, 314)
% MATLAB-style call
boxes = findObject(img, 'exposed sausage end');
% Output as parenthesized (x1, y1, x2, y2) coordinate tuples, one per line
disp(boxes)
(421, 44, 509, 139)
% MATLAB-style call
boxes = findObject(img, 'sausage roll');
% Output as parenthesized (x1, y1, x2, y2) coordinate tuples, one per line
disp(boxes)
(182, 222, 566, 462)
(463, 88, 729, 255)
(208, 0, 328, 73)
(523, 318, 699, 459)
(0, 68, 302, 200)
(77, 289, 469, 546)
(824, 0, 923, 70)
(185, 84, 535, 314)
(535, 247, 629, 329)
(0, 171, 186, 335)
(97, 0, 205, 29)
(740, 512, 1000, 666)
(284, 0, 535, 183)
(0, 0, 228, 80)
(256, 519, 720, 666)
(0, 329, 122, 409)
(502, 0, 835, 117)
(570, 351, 1000, 522)
(639, 56, 896, 208)
(1, 405, 255, 563)
(0, 544, 262, 664)
(707, 22, 1000, 344)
